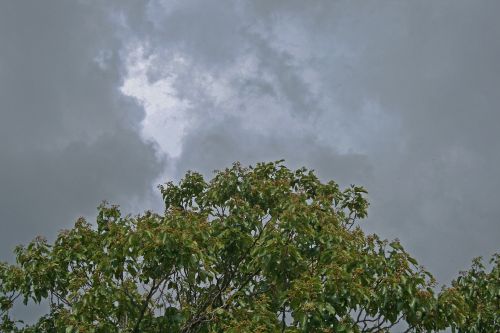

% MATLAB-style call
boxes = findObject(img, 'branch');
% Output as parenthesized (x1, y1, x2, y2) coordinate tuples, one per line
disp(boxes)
(0, 292, 21, 317)
(132, 278, 162, 333)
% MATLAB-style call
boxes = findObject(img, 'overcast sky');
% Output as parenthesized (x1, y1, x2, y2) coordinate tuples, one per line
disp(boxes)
(1, 0, 499, 285)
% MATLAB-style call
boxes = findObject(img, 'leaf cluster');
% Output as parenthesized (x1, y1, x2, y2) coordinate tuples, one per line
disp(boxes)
(0, 161, 497, 332)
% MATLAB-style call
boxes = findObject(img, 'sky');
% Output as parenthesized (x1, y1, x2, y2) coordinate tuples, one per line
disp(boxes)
(1, 0, 499, 288)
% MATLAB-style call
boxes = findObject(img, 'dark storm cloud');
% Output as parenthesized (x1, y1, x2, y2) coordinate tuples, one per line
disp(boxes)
(342, 1, 500, 282)
(130, 0, 500, 283)
(0, 1, 164, 260)
(174, 116, 371, 186)
(1, 0, 498, 288)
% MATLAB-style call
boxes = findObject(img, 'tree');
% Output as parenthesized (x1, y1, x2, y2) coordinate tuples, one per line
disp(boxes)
(0, 161, 497, 332)
(448, 255, 499, 332)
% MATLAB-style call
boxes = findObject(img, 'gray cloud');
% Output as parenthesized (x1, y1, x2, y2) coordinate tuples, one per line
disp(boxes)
(0, 1, 165, 261)
(316, 1, 500, 282)
(174, 115, 371, 185)
(131, 0, 500, 283)
(1, 0, 499, 290)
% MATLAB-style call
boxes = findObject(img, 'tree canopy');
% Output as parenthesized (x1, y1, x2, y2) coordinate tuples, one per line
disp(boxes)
(0, 161, 498, 332)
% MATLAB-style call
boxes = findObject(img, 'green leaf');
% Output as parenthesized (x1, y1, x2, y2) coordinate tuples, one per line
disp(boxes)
(1, 160, 490, 333)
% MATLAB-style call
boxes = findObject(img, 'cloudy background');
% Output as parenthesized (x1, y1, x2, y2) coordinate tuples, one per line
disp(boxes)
(1, 0, 499, 290)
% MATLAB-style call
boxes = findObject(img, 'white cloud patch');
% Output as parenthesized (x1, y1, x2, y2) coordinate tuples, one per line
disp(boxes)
(121, 47, 191, 158)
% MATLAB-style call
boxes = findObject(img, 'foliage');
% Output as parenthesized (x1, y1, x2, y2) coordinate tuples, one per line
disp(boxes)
(448, 255, 499, 332)
(0, 161, 498, 332)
